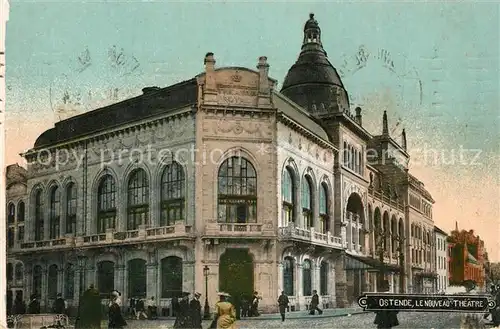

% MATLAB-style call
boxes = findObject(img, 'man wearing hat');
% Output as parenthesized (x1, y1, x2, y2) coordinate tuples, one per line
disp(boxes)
(173, 292, 191, 328)
(190, 292, 202, 329)
(52, 293, 67, 315)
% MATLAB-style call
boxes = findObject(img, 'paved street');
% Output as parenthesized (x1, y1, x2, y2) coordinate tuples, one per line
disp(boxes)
(118, 311, 494, 329)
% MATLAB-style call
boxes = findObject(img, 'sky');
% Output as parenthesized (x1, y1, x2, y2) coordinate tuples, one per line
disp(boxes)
(4, 1, 500, 260)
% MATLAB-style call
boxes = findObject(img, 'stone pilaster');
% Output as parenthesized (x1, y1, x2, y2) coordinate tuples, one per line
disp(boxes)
(183, 261, 195, 293)
(146, 263, 158, 299)
(116, 265, 126, 299)
(334, 256, 347, 308)
(41, 267, 48, 310)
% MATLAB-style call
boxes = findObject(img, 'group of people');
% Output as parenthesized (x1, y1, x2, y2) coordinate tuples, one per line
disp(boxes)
(172, 291, 203, 328)
(128, 297, 157, 320)
(277, 290, 323, 322)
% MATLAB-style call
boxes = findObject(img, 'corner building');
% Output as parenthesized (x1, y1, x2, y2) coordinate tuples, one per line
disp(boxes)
(6, 14, 437, 314)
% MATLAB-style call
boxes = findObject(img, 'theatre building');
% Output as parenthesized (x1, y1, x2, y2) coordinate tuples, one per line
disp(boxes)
(5, 13, 435, 314)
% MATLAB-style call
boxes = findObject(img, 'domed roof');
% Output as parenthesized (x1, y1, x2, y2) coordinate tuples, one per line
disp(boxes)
(281, 13, 348, 114)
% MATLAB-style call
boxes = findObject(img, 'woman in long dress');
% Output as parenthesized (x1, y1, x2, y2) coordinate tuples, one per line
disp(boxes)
(213, 292, 237, 329)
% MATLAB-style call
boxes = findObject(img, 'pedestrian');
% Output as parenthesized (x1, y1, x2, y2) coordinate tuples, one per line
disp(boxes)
(373, 280, 399, 329)
(250, 291, 260, 317)
(190, 292, 202, 329)
(173, 292, 191, 328)
(75, 284, 102, 329)
(211, 292, 236, 329)
(128, 298, 136, 319)
(309, 290, 323, 315)
(277, 291, 289, 322)
(27, 294, 40, 314)
(492, 286, 500, 326)
(52, 293, 67, 314)
(240, 296, 249, 318)
(147, 297, 158, 319)
(108, 290, 127, 329)
(13, 293, 26, 315)
(135, 297, 148, 320)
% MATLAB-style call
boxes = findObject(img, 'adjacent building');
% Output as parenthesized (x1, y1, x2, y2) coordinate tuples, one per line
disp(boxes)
(434, 225, 448, 293)
(1, 0, 10, 324)
(448, 223, 486, 289)
(6, 13, 437, 314)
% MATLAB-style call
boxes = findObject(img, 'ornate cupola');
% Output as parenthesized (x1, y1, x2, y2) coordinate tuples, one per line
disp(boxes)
(281, 13, 349, 116)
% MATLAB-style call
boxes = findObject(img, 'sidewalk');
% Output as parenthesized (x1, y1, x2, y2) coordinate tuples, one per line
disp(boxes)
(240, 307, 366, 320)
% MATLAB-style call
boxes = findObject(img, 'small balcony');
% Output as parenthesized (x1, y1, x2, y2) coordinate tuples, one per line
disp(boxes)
(20, 237, 72, 250)
(203, 222, 265, 237)
(279, 224, 343, 249)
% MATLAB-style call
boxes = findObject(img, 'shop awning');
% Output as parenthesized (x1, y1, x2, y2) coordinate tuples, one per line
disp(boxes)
(344, 254, 401, 273)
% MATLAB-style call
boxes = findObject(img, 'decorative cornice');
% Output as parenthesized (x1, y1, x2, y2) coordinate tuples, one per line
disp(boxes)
(277, 113, 337, 152)
(23, 109, 194, 159)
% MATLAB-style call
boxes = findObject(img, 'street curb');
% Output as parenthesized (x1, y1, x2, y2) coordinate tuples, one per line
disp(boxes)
(238, 310, 368, 321)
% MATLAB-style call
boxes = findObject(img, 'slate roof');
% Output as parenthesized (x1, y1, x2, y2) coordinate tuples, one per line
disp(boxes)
(33, 78, 198, 149)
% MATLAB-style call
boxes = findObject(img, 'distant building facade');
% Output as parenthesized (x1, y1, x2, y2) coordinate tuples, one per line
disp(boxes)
(6, 14, 437, 314)
(434, 226, 448, 293)
(448, 223, 486, 289)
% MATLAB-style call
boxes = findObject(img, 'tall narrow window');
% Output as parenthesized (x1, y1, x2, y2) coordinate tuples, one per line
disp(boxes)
(35, 190, 44, 241)
(97, 261, 115, 294)
(7, 263, 13, 281)
(18, 226, 25, 242)
(302, 259, 312, 296)
(217, 157, 257, 223)
(281, 168, 294, 226)
(301, 176, 313, 229)
(33, 265, 42, 297)
(97, 175, 117, 233)
(66, 183, 77, 234)
(65, 263, 75, 299)
(34, 190, 44, 241)
(320, 261, 328, 295)
(49, 187, 61, 239)
(17, 201, 25, 222)
(283, 257, 294, 296)
(160, 162, 185, 226)
(47, 264, 58, 299)
(7, 228, 14, 248)
(7, 203, 15, 223)
(15, 263, 23, 281)
(127, 169, 149, 230)
(319, 183, 329, 233)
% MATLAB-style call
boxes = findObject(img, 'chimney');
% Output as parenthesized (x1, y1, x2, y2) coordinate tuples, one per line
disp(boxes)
(203, 52, 217, 104)
(382, 111, 389, 135)
(257, 56, 272, 107)
(355, 106, 362, 125)
(402, 128, 407, 150)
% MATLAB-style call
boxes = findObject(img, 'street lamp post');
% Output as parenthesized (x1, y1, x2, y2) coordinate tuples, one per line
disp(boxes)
(77, 255, 86, 297)
(203, 265, 211, 320)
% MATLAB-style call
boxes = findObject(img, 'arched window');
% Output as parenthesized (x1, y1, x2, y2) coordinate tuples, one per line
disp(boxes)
(97, 261, 115, 294)
(217, 157, 257, 223)
(320, 261, 328, 295)
(281, 167, 295, 226)
(15, 263, 23, 281)
(66, 183, 77, 234)
(127, 169, 150, 230)
(7, 203, 15, 223)
(65, 263, 75, 299)
(17, 201, 25, 222)
(7, 263, 13, 281)
(160, 162, 185, 226)
(128, 259, 147, 297)
(33, 265, 42, 297)
(319, 183, 329, 234)
(97, 175, 117, 233)
(283, 257, 294, 296)
(48, 264, 58, 299)
(34, 190, 44, 241)
(301, 176, 313, 229)
(49, 187, 61, 239)
(302, 259, 312, 296)
(161, 256, 183, 298)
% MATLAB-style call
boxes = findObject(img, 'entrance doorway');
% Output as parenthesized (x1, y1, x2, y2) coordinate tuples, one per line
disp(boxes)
(219, 249, 254, 299)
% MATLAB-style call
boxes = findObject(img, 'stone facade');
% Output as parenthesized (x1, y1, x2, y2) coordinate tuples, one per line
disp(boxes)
(5, 13, 439, 316)
(434, 226, 449, 292)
